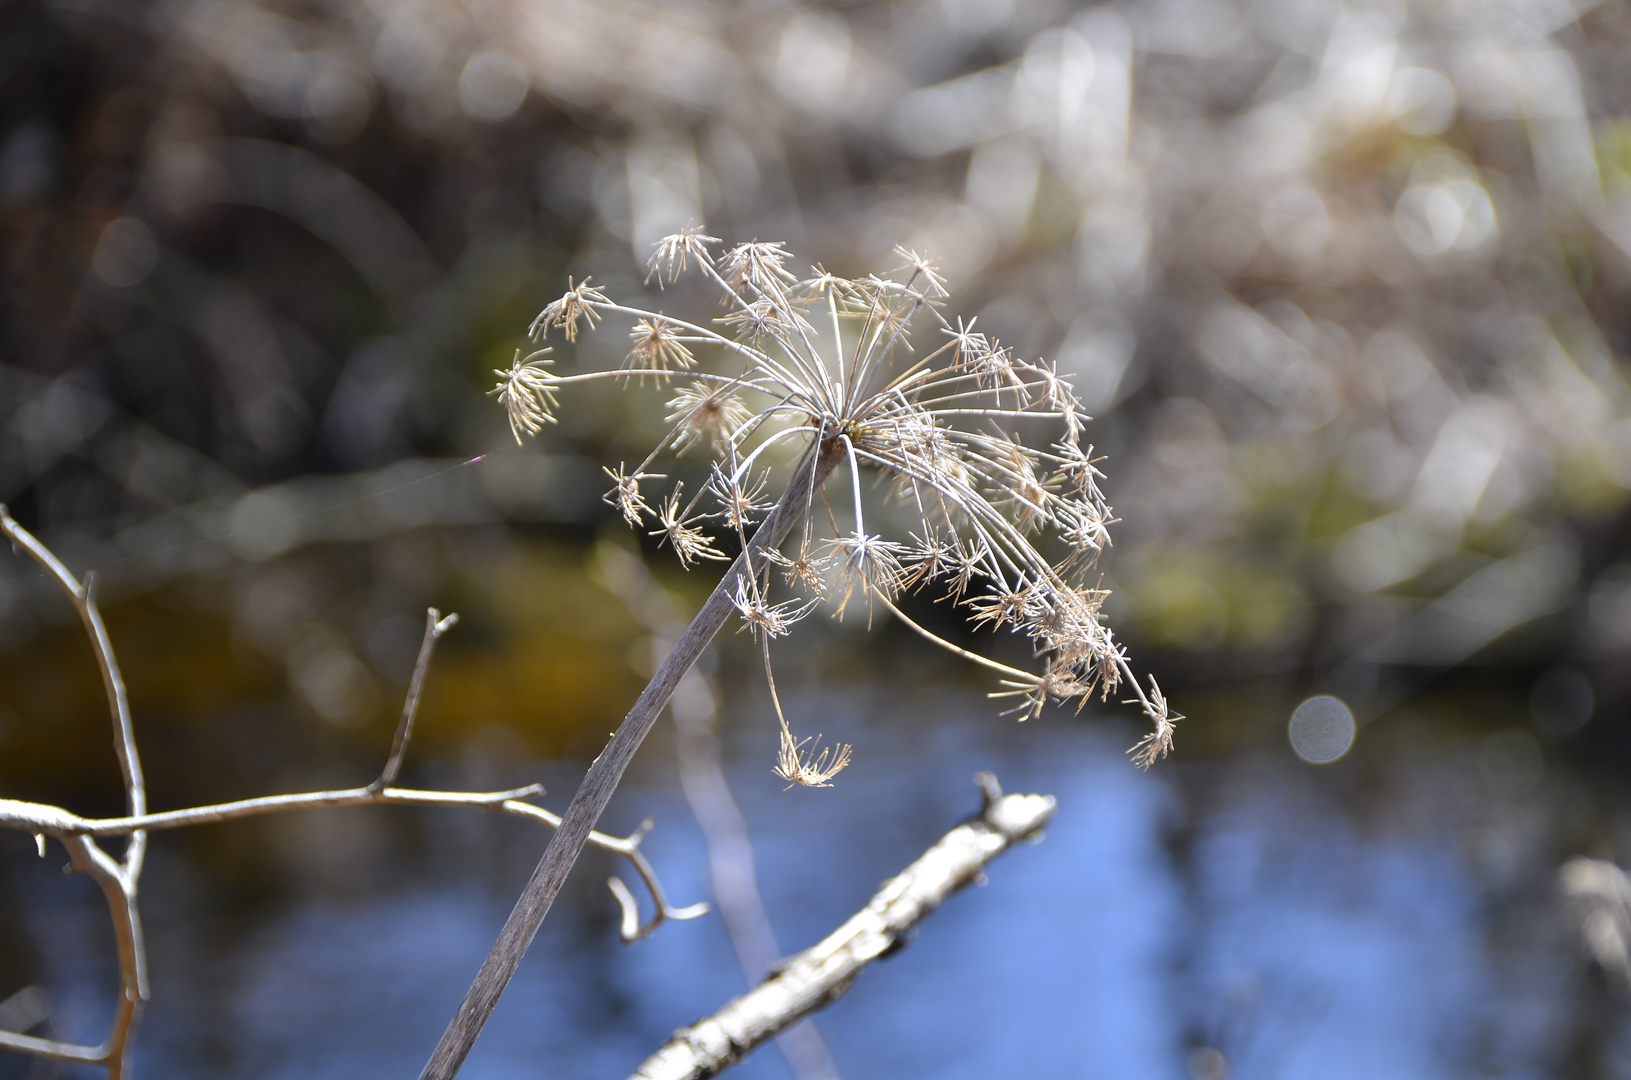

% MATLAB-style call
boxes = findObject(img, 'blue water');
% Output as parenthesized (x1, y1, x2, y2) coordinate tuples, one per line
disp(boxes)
(2, 689, 1594, 1079)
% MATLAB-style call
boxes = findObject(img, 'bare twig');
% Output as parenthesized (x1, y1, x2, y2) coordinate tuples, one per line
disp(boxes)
(0, 784, 705, 940)
(1, 505, 148, 1079)
(628, 773, 1056, 1080)
(419, 441, 841, 1080)
(0, 509, 707, 1077)
(374, 607, 460, 792)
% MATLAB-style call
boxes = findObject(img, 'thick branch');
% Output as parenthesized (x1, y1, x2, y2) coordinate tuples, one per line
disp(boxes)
(420, 440, 842, 1080)
(628, 774, 1056, 1080)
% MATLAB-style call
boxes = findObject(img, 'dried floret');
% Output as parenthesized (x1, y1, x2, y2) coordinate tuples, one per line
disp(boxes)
(708, 465, 773, 531)
(625, 317, 695, 380)
(665, 382, 751, 455)
(1127, 677, 1182, 770)
(489, 349, 559, 443)
(603, 463, 659, 526)
(529, 276, 608, 342)
(646, 224, 720, 286)
(649, 485, 727, 568)
(774, 724, 852, 788)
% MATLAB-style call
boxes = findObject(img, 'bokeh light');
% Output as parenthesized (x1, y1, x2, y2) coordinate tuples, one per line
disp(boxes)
(1288, 696, 1357, 764)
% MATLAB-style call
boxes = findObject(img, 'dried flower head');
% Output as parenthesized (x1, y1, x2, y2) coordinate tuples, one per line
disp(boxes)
(512, 231, 1176, 776)
(625, 318, 695, 380)
(730, 575, 815, 639)
(603, 463, 659, 527)
(768, 542, 834, 598)
(529, 276, 608, 342)
(708, 464, 772, 531)
(666, 382, 752, 455)
(649, 484, 727, 568)
(826, 532, 905, 622)
(646, 223, 720, 286)
(490, 349, 559, 444)
(721, 240, 797, 300)
(1126, 677, 1181, 770)
(890, 245, 950, 300)
(774, 725, 852, 789)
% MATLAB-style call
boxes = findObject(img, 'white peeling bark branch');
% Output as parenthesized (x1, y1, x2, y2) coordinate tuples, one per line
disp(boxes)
(628, 773, 1056, 1080)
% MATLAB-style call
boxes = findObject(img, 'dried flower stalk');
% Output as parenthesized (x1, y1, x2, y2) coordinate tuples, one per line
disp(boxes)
(426, 232, 1175, 1079)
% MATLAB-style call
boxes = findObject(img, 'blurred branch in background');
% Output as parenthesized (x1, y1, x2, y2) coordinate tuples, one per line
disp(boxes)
(1559, 856, 1631, 987)
(629, 773, 1057, 1080)
(6, 0, 1631, 731)
(0, 508, 706, 1078)
(592, 540, 840, 1080)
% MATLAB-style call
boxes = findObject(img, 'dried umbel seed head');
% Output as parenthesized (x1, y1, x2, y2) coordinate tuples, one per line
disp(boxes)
(501, 234, 1176, 777)
(775, 726, 852, 789)
(625, 318, 695, 380)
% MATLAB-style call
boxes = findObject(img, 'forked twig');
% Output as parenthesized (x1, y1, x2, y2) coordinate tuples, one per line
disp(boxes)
(0, 505, 148, 1077)
(628, 773, 1056, 1080)
(0, 506, 706, 1077)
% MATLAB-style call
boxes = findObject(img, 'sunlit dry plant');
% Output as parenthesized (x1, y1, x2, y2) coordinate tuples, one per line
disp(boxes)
(496, 232, 1176, 777)
(774, 726, 853, 790)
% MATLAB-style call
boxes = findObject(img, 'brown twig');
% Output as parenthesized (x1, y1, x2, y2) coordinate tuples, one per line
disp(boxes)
(1, 505, 148, 1079)
(373, 607, 460, 792)
(0, 508, 707, 1077)
(628, 773, 1056, 1080)
(418, 439, 842, 1080)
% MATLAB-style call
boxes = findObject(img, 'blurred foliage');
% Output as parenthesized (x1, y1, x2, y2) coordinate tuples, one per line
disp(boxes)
(5, 0, 1631, 799)
(9, 1, 1631, 1072)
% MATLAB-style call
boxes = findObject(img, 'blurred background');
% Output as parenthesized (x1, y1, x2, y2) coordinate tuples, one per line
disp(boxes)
(5, 0, 1631, 1075)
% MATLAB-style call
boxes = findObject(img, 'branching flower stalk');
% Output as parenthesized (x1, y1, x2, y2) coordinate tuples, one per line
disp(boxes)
(424, 231, 1177, 1078)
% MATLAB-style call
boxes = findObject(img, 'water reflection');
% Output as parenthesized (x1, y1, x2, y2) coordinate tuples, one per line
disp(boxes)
(6, 683, 1619, 1078)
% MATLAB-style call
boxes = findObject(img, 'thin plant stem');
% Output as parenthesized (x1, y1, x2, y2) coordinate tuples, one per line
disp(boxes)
(418, 440, 842, 1080)
(596, 545, 840, 1080)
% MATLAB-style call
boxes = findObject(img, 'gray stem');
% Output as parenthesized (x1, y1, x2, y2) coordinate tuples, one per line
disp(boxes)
(418, 440, 839, 1080)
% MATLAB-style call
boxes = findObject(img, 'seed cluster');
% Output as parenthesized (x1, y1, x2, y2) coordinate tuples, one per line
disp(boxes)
(494, 228, 1178, 777)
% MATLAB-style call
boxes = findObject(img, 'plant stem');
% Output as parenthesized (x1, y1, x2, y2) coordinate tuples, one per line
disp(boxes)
(418, 440, 840, 1080)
